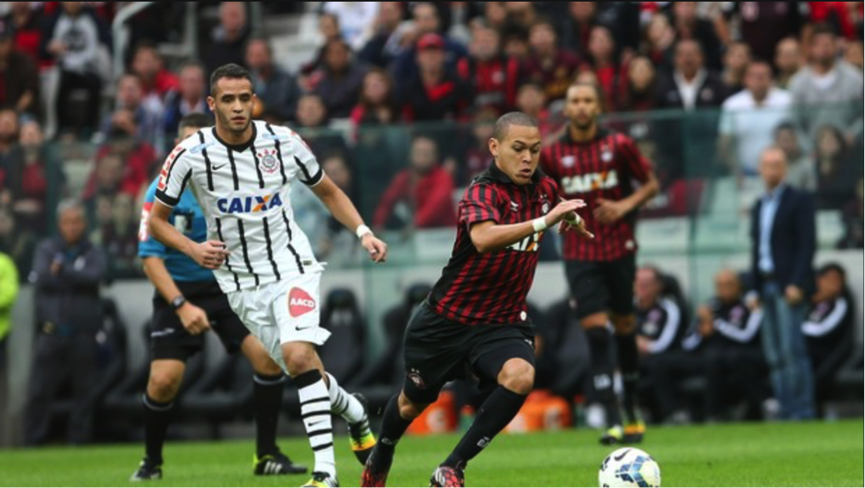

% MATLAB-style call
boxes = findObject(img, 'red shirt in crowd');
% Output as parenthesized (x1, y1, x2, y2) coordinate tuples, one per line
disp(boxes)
(373, 165, 457, 229)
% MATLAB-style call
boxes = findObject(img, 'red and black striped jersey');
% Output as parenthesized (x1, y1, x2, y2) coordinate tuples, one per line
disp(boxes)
(428, 163, 560, 326)
(540, 128, 652, 262)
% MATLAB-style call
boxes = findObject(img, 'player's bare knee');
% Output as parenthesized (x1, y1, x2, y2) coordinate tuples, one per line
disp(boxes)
(147, 373, 181, 402)
(252, 356, 283, 377)
(499, 359, 535, 395)
(398, 391, 427, 420)
(282, 342, 319, 377)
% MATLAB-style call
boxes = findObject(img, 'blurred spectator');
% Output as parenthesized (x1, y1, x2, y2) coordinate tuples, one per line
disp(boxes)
(563, 2, 641, 61)
(294, 94, 348, 157)
(100, 73, 162, 147)
(751, 146, 816, 421)
(813, 125, 860, 210)
(130, 41, 178, 103)
(635, 267, 685, 360)
(245, 38, 300, 123)
(399, 33, 472, 122)
(373, 135, 457, 230)
(295, 93, 330, 129)
(655, 39, 727, 110)
(391, 3, 468, 92)
(523, 19, 581, 103)
(2, 2, 46, 64)
(774, 122, 817, 192)
(85, 122, 157, 203)
(0, 17, 42, 119)
(456, 25, 519, 116)
(667, 1, 722, 70)
(838, 178, 864, 249)
(460, 110, 496, 185)
(789, 25, 864, 139)
(719, 61, 792, 178)
(322, 2, 380, 52)
(515, 83, 555, 142)
(309, 38, 368, 119)
(24, 200, 107, 446)
(0, 108, 18, 163)
(163, 62, 211, 136)
(92, 192, 138, 279)
(845, 40, 864, 70)
(203, 2, 249, 75)
(584, 24, 627, 112)
(501, 30, 530, 63)
(808, 1, 861, 40)
(726, 2, 805, 63)
(350, 68, 398, 127)
(5, 120, 65, 236)
(299, 12, 342, 80)
(41, 1, 110, 135)
(0, 207, 36, 278)
(358, 1, 404, 68)
(803, 263, 855, 412)
(653, 269, 766, 423)
(720, 41, 751, 95)
(774, 37, 803, 90)
(484, 2, 508, 33)
(318, 11, 342, 44)
(618, 56, 657, 112)
(642, 13, 676, 74)
(0, 250, 17, 366)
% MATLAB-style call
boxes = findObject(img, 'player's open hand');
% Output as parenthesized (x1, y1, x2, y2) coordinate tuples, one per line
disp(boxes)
(547, 199, 587, 226)
(557, 215, 595, 239)
(362, 234, 388, 263)
(594, 198, 630, 225)
(177, 302, 211, 335)
(191, 240, 230, 270)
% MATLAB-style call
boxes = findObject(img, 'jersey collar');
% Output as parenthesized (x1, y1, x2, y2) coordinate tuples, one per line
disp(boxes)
(212, 123, 257, 153)
(562, 126, 611, 145)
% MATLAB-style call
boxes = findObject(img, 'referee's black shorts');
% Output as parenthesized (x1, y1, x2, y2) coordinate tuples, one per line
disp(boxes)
(565, 254, 636, 320)
(150, 281, 249, 362)
(401, 302, 536, 405)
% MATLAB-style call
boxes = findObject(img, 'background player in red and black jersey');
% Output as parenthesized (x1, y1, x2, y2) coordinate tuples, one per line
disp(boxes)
(361, 113, 591, 488)
(540, 83, 660, 445)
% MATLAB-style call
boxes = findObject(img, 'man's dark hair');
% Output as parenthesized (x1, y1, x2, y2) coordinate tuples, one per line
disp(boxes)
(493, 112, 538, 141)
(179, 113, 214, 133)
(818, 262, 847, 281)
(210, 63, 253, 95)
(569, 81, 606, 112)
(811, 23, 837, 41)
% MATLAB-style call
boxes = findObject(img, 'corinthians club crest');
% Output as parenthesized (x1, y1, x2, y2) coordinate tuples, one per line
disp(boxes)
(258, 149, 280, 174)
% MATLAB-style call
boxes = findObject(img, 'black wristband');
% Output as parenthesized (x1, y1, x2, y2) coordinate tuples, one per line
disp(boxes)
(171, 295, 186, 311)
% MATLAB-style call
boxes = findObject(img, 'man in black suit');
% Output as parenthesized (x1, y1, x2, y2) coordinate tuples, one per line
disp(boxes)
(750, 146, 816, 420)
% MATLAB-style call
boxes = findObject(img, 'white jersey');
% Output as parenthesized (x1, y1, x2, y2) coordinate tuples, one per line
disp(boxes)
(156, 121, 323, 292)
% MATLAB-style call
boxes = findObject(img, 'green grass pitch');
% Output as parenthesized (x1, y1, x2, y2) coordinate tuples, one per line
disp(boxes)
(0, 420, 861, 487)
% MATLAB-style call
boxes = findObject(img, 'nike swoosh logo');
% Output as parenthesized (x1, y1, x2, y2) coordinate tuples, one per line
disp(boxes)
(212, 164, 227, 171)
(614, 449, 631, 462)
(309, 420, 327, 428)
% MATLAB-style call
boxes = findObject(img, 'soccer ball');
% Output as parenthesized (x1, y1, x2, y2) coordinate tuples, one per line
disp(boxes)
(598, 447, 661, 487)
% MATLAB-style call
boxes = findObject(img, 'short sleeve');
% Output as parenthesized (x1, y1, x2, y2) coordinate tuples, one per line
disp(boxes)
(138, 179, 168, 259)
(617, 135, 652, 183)
(458, 183, 501, 228)
(155, 144, 193, 207)
(289, 132, 325, 187)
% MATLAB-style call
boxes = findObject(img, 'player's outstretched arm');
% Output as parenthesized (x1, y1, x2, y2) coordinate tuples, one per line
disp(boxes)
(149, 201, 230, 270)
(311, 174, 388, 263)
(470, 199, 586, 254)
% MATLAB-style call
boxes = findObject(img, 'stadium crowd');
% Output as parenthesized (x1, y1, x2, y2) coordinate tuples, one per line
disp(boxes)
(0, 1, 862, 444)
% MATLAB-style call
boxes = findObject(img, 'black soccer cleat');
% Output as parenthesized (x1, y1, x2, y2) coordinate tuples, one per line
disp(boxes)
(360, 446, 394, 487)
(129, 458, 162, 481)
(348, 393, 377, 465)
(429, 466, 465, 487)
(254, 451, 308, 475)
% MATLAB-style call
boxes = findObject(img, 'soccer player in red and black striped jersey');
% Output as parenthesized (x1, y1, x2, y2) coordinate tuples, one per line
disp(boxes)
(361, 113, 591, 488)
(540, 83, 660, 445)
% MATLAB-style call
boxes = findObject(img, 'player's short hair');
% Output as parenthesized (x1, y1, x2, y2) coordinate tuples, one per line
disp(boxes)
(492, 112, 538, 141)
(178, 113, 214, 133)
(210, 63, 253, 95)
(568, 81, 606, 112)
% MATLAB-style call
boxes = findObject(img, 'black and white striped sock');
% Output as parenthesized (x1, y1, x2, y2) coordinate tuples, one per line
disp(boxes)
(325, 372, 365, 423)
(295, 370, 335, 477)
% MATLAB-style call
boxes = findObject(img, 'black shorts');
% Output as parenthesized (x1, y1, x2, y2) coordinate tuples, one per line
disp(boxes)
(402, 302, 536, 404)
(150, 281, 249, 361)
(565, 254, 636, 320)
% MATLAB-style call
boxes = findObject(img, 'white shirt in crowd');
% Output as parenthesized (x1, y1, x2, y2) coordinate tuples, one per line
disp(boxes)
(719, 87, 792, 176)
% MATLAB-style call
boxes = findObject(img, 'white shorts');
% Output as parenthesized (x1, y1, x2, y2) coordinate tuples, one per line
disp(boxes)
(227, 268, 331, 371)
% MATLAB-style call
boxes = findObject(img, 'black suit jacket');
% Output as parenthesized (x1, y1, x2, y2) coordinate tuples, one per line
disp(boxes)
(654, 70, 728, 109)
(750, 185, 816, 296)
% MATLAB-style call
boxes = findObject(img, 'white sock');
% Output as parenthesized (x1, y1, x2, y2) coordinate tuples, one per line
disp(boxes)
(296, 371, 336, 477)
(326, 372, 366, 423)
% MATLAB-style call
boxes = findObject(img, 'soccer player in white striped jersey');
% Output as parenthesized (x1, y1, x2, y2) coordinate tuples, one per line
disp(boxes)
(149, 64, 388, 488)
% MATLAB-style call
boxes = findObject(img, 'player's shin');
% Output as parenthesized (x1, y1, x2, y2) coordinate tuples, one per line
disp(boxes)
(294, 369, 337, 478)
(253, 373, 286, 458)
(615, 330, 640, 424)
(585, 327, 623, 428)
(142, 394, 174, 466)
(442, 386, 528, 469)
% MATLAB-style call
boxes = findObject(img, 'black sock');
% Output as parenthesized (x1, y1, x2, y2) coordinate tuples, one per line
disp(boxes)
(378, 394, 412, 452)
(443, 386, 527, 469)
(586, 327, 622, 427)
(142, 394, 173, 466)
(615, 332, 640, 423)
(253, 373, 286, 458)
